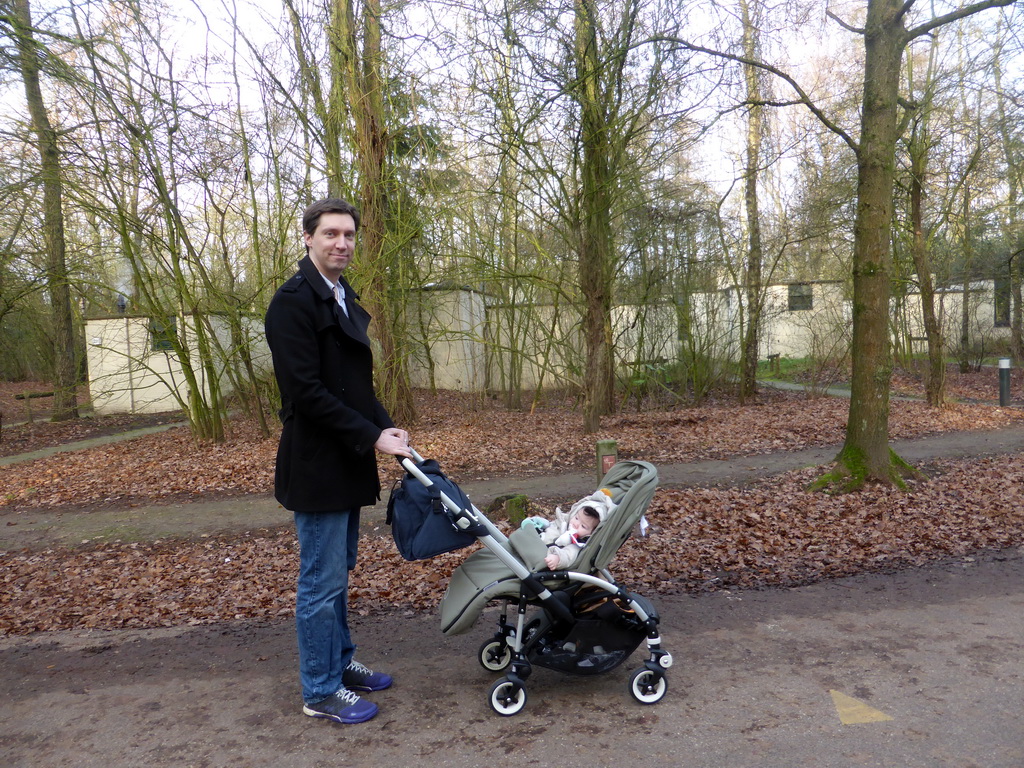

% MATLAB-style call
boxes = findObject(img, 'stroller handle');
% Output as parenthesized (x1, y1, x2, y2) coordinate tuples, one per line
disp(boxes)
(396, 447, 427, 480)
(397, 449, 511, 550)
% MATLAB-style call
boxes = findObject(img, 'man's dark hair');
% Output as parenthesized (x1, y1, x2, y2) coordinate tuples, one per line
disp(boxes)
(302, 198, 361, 236)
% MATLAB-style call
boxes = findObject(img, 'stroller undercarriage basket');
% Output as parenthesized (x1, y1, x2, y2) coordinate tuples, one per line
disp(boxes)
(392, 451, 673, 716)
(516, 587, 660, 676)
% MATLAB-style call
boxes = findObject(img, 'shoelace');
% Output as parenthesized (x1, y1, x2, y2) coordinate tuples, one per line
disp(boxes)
(346, 660, 371, 676)
(335, 687, 360, 706)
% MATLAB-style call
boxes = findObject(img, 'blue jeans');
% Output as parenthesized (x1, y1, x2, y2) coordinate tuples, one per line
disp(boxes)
(293, 508, 361, 704)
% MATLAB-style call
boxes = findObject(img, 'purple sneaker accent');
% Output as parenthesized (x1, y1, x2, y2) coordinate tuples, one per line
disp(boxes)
(302, 688, 378, 724)
(343, 660, 393, 692)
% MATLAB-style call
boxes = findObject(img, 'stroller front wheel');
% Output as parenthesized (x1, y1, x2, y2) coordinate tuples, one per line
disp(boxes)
(629, 668, 668, 704)
(478, 638, 513, 672)
(488, 679, 528, 716)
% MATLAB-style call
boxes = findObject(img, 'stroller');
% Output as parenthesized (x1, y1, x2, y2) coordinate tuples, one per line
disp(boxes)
(394, 450, 672, 716)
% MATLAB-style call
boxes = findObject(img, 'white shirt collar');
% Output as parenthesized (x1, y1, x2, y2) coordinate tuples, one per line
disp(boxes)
(317, 272, 342, 296)
(316, 272, 348, 315)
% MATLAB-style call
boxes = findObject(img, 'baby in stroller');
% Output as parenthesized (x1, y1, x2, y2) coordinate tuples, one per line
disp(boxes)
(434, 460, 671, 715)
(390, 450, 671, 715)
(520, 489, 617, 570)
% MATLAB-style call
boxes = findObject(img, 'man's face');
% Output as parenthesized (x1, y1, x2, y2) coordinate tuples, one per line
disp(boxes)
(304, 212, 356, 281)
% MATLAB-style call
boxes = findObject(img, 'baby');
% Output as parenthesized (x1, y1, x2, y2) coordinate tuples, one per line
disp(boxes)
(521, 489, 617, 570)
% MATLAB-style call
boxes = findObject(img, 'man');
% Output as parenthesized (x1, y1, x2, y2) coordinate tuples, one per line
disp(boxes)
(265, 198, 412, 725)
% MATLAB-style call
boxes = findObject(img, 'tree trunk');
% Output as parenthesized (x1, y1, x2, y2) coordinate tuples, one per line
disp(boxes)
(959, 183, 973, 373)
(338, 0, 416, 425)
(321, 0, 349, 196)
(806, 0, 1015, 490)
(739, 0, 764, 403)
(11, 0, 78, 421)
(832, 0, 907, 486)
(908, 125, 946, 407)
(1013, 255, 1023, 363)
(575, 0, 616, 433)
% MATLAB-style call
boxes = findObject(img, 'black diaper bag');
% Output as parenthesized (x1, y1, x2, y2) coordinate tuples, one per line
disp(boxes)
(386, 459, 483, 561)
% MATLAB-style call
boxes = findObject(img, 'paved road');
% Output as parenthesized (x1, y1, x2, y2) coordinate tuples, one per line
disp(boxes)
(1, 549, 1021, 767)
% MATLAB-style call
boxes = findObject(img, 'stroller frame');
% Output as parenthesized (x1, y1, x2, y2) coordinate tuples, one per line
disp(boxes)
(398, 449, 673, 716)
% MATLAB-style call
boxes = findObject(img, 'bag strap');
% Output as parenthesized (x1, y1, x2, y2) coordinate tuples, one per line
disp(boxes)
(430, 485, 443, 515)
(384, 478, 402, 525)
(418, 460, 449, 515)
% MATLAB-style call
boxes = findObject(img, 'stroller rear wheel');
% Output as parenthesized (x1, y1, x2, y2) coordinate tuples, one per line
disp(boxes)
(629, 668, 667, 704)
(478, 638, 512, 672)
(489, 679, 528, 716)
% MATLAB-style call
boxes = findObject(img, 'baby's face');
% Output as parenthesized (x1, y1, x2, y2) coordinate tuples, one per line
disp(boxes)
(569, 512, 597, 537)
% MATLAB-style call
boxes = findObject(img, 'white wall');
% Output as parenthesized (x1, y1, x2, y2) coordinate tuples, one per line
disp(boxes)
(406, 288, 488, 392)
(86, 317, 190, 415)
(85, 315, 268, 415)
(87, 281, 1009, 410)
(761, 283, 851, 360)
(900, 281, 1011, 354)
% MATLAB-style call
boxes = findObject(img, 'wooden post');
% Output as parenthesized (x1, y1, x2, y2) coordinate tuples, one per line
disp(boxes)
(596, 439, 618, 483)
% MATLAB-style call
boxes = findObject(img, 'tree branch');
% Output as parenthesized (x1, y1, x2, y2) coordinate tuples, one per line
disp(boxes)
(651, 35, 859, 155)
(905, 0, 1016, 43)
(897, 0, 917, 24)
(825, 9, 865, 35)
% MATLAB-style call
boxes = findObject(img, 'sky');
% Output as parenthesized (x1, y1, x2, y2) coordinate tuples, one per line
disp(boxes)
(3, 0, 1019, 209)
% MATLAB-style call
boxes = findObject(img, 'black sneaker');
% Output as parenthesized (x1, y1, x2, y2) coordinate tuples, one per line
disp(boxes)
(343, 660, 393, 692)
(302, 688, 378, 724)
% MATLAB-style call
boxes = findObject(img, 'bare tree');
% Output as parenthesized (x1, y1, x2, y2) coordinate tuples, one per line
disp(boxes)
(907, 112, 947, 405)
(897, 29, 947, 406)
(4, 0, 79, 420)
(991, 17, 1024, 359)
(823, 0, 1014, 487)
(573, 0, 619, 431)
(738, 0, 766, 402)
(338, 0, 416, 424)
(661, 0, 1016, 487)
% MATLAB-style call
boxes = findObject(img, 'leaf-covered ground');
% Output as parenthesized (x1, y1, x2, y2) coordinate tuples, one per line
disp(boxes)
(2, 371, 1024, 636)
(3, 386, 1024, 510)
(3, 452, 1023, 636)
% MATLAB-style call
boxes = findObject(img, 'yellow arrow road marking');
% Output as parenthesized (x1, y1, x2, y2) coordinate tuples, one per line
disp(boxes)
(829, 690, 894, 725)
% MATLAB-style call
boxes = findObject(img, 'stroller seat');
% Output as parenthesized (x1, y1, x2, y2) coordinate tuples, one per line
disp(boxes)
(439, 460, 659, 636)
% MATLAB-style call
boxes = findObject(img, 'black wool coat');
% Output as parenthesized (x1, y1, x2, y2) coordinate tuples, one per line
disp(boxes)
(264, 256, 394, 511)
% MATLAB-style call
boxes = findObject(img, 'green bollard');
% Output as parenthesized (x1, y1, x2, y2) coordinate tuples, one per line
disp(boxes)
(596, 439, 618, 483)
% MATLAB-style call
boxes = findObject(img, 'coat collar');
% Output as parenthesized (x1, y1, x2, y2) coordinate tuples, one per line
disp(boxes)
(296, 255, 360, 302)
(296, 255, 371, 346)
